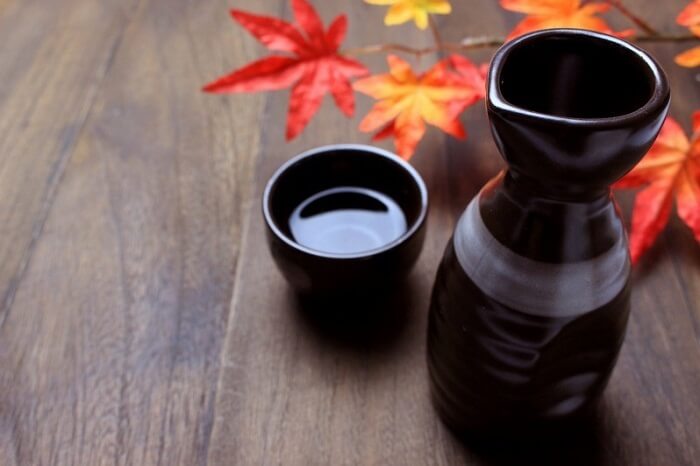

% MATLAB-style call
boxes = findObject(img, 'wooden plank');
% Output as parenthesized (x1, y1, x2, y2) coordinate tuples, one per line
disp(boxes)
(0, 0, 143, 327)
(209, 1, 700, 465)
(0, 0, 695, 464)
(0, 0, 270, 464)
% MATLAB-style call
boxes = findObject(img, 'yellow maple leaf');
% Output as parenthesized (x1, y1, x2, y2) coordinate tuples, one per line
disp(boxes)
(501, 0, 633, 40)
(354, 55, 482, 159)
(365, 0, 452, 30)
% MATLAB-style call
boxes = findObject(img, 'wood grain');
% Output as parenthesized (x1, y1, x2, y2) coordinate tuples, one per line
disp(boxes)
(0, 0, 268, 464)
(0, 0, 140, 327)
(0, 0, 697, 464)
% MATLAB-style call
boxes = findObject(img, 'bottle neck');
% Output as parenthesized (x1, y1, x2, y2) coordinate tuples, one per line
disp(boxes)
(506, 169, 611, 202)
(478, 171, 624, 262)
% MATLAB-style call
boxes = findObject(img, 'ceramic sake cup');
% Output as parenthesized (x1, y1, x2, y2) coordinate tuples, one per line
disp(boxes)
(262, 144, 428, 296)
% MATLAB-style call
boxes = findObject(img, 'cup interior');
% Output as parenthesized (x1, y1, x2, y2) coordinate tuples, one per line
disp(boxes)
(264, 145, 427, 257)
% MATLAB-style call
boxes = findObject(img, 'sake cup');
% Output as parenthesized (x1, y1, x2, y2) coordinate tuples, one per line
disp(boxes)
(262, 144, 428, 296)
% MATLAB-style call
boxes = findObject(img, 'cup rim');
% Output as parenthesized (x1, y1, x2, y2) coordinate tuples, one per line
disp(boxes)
(262, 144, 429, 260)
(487, 29, 670, 128)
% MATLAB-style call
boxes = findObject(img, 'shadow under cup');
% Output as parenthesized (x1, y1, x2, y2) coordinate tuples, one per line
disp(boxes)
(263, 144, 428, 296)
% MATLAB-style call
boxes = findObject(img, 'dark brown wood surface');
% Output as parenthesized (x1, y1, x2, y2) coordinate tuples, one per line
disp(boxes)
(0, 0, 697, 464)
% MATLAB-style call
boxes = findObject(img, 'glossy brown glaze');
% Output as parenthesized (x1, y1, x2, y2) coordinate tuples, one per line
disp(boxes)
(427, 29, 670, 435)
(488, 30, 669, 199)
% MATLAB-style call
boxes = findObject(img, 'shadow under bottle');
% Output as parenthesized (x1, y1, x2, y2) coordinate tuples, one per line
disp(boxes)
(427, 29, 670, 435)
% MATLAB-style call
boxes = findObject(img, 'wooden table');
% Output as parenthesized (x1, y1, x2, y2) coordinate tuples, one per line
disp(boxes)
(0, 0, 698, 464)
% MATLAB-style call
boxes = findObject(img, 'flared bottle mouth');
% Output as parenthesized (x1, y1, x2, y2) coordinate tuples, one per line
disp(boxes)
(488, 29, 670, 128)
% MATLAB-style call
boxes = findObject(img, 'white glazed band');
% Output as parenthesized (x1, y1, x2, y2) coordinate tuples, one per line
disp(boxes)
(454, 196, 630, 317)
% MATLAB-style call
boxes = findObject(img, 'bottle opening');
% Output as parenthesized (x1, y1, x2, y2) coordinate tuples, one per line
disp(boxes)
(498, 32, 655, 119)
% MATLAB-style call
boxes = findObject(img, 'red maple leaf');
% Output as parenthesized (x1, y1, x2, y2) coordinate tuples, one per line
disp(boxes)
(203, 0, 368, 140)
(615, 113, 700, 263)
(445, 54, 488, 116)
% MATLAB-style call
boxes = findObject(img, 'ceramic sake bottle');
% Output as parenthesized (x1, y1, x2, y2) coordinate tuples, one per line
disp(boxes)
(427, 29, 670, 434)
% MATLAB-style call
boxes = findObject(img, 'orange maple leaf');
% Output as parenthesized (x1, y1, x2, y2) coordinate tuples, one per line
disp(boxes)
(353, 55, 485, 159)
(675, 1, 700, 67)
(501, 0, 634, 40)
(615, 114, 700, 263)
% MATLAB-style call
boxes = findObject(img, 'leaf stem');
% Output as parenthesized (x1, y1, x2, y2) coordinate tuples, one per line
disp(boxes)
(342, 34, 699, 57)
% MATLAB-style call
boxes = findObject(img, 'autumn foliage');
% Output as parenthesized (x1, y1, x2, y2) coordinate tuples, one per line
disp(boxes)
(500, 0, 633, 40)
(366, 0, 452, 30)
(616, 115, 700, 262)
(353, 55, 486, 159)
(204, 0, 700, 262)
(676, 1, 700, 66)
(203, 0, 368, 139)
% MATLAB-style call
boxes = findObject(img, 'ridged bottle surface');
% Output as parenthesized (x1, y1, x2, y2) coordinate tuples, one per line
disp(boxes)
(427, 173, 632, 434)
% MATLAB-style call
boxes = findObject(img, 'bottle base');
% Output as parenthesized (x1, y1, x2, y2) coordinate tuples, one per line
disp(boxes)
(429, 379, 601, 440)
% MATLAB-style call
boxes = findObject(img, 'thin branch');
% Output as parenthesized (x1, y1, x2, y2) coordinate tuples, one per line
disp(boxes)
(342, 43, 440, 58)
(605, 0, 659, 36)
(636, 34, 699, 43)
(428, 15, 444, 52)
(342, 34, 699, 57)
(342, 37, 502, 57)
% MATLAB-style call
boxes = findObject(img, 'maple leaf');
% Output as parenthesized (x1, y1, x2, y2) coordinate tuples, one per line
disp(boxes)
(365, 0, 452, 30)
(501, 0, 634, 40)
(675, 1, 700, 67)
(615, 114, 700, 263)
(203, 0, 368, 140)
(446, 54, 488, 114)
(676, 47, 700, 67)
(353, 54, 484, 159)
